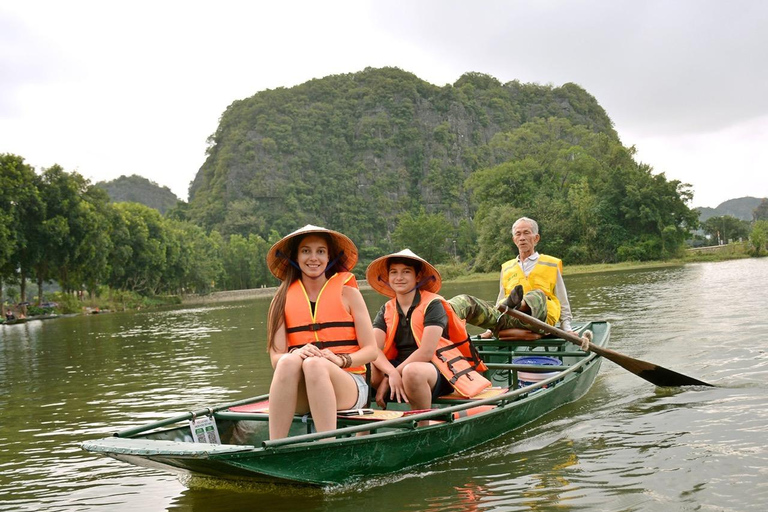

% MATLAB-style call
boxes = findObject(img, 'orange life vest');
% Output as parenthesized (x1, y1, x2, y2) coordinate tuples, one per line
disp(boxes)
(285, 272, 364, 374)
(382, 291, 490, 397)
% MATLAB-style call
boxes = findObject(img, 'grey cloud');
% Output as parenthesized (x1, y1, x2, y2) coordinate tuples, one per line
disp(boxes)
(371, 0, 768, 136)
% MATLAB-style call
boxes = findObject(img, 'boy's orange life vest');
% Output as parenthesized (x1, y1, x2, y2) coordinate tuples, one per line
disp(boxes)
(382, 291, 490, 397)
(284, 272, 364, 374)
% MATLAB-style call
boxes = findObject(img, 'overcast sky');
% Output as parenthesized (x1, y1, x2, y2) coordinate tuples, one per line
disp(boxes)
(2, 1, 766, 208)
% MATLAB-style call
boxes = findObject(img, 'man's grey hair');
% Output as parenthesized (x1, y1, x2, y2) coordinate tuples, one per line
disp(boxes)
(511, 217, 539, 235)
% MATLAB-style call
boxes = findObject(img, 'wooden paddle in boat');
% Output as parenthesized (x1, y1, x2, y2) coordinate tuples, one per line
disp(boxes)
(497, 304, 714, 387)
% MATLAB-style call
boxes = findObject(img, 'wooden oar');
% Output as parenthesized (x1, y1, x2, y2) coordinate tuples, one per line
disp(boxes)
(497, 305, 714, 387)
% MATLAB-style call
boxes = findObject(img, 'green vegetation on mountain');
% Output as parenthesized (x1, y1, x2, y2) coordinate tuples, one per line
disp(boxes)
(96, 174, 181, 214)
(186, 68, 618, 240)
(184, 67, 694, 270)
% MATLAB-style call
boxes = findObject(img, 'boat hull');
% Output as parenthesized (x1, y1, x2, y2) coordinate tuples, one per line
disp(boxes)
(82, 321, 609, 486)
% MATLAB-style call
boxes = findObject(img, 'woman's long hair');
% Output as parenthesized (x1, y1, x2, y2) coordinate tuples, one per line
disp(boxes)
(266, 232, 343, 351)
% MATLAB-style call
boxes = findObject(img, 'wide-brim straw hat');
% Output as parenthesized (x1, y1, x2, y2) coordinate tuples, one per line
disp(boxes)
(365, 249, 442, 298)
(267, 224, 358, 280)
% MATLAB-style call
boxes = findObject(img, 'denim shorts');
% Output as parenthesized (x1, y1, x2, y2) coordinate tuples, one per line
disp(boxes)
(349, 372, 369, 409)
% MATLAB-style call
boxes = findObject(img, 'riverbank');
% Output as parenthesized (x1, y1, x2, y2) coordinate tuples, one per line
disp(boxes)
(181, 247, 754, 305)
(180, 261, 680, 305)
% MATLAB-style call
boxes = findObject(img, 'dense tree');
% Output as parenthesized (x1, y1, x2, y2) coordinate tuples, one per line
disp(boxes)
(753, 198, 768, 221)
(392, 210, 455, 264)
(467, 117, 697, 269)
(108, 203, 168, 294)
(749, 220, 768, 255)
(166, 223, 224, 294)
(0, 154, 44, 303)
(220, 233, 274, 290)
(33, 166, 111, 300)
(0, 154, 43, 308)
(701, 215, 751, 244)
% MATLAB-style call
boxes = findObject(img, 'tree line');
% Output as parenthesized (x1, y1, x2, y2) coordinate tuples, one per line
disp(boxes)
(3, 142, 766, 309)
(1, 154, 283, 306)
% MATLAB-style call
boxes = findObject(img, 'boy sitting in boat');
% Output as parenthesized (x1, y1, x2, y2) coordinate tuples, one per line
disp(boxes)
(365, 250, 490, 412)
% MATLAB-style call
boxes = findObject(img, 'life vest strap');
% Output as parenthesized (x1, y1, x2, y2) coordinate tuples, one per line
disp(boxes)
(313, 339, 358, 349)
(445, 355, 464, 372)
(286, 321, 356, 334)
(436, 339, 484, 371)
(449, 367, 476, 384)
(289, 339, 359, 350)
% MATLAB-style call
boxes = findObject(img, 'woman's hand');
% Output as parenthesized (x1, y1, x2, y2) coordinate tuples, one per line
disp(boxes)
(294, 344, 322, 359)
(319, 348, 345, 367)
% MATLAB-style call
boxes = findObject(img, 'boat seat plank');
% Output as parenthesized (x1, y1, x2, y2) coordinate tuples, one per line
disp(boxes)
(229, 401, 270, 414)
(226, 401, 436, 423)
(483, 350, 585, 357)
(474, 338, 568, 348)
(496, 328, 543, 340)
(484, 363, 568, 371)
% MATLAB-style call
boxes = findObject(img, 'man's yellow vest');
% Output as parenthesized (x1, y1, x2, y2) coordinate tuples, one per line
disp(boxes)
(500, 254, 562, 325)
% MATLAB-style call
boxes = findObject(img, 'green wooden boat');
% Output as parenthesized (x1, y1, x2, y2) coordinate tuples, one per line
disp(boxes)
(81, 321, 609, 486)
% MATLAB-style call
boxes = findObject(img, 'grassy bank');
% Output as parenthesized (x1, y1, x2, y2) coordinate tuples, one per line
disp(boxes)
(445, 242, 752, 284)
(444, 259, 685, 285)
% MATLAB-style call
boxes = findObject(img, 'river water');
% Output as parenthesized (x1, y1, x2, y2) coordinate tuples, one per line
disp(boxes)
(1, 258, 767, 511)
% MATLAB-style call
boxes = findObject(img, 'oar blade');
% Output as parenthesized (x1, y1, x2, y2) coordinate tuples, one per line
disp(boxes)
(588, 343, 715, 387)
(638, 366, 715, 388)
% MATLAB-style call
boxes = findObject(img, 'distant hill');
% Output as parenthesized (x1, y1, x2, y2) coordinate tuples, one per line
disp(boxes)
(96, 175, 181, 214)
(696, 196, 765, 222)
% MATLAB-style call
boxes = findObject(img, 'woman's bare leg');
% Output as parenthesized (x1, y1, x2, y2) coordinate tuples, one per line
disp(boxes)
(302, 357, 359, 433)
(268, 353, 309, 439)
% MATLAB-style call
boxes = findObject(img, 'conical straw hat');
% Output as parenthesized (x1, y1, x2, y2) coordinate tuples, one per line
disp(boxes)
(266, 224, 358, 280)
(365, 249, 441, 298)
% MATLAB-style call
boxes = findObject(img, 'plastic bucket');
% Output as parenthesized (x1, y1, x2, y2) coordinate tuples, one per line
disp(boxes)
(513, 356, 562, 389)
